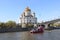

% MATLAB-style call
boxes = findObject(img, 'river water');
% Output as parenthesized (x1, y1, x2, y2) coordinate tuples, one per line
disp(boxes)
(0, 29, 60, 40)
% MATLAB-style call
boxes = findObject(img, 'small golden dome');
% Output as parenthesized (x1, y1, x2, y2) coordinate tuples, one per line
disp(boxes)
(25, 7, 31, 11)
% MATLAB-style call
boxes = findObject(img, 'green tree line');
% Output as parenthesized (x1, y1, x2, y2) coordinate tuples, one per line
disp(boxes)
(48, 23, 60, 27)
(0, 21, 21, 29)
(0, 20, 34, 29)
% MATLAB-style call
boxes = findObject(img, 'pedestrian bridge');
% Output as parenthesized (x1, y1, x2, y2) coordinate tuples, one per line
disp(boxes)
(39, 19, 60, 29)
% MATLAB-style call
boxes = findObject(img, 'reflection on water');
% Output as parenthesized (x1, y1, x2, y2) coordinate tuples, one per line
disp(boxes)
(21, 32, 35, 40)
(0, 30, 60, 40)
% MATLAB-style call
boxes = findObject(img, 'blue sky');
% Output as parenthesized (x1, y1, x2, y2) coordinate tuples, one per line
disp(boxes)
(0, 0, 60, 23)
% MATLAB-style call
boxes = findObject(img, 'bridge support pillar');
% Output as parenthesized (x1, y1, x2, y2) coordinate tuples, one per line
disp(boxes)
(44, 23, 49, 29)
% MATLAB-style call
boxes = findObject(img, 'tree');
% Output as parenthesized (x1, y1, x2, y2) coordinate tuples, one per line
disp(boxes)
(16, 23, 22, 28)
(6, 21, 16, 29)
(53, 23, 60, 27)
(0, 22, 7, 29)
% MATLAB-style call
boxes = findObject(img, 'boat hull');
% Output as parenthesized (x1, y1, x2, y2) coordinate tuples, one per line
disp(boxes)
(30, 30, 44, 33)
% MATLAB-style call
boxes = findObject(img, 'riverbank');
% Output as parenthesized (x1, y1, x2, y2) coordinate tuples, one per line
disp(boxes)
(0, 27, 60, 33)
(0, 28, 29, 33)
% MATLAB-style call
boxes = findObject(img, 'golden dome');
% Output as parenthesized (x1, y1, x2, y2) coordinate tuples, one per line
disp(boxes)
(25, 7, 31, 11)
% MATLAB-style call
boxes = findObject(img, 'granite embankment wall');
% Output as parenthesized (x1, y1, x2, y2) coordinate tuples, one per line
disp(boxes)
(0, 28, 31, 33)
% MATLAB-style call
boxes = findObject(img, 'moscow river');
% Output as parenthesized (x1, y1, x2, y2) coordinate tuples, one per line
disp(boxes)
(0, 29, 60, 40)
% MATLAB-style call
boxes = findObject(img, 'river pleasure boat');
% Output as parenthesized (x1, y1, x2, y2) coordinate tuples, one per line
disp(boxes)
(30, 26, 44, 33)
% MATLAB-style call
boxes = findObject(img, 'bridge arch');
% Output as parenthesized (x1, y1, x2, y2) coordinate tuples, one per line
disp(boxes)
(39, 19, 60, 29)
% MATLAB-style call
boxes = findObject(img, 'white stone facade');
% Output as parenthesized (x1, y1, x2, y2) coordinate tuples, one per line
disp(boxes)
(20, 7, 37, 28)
